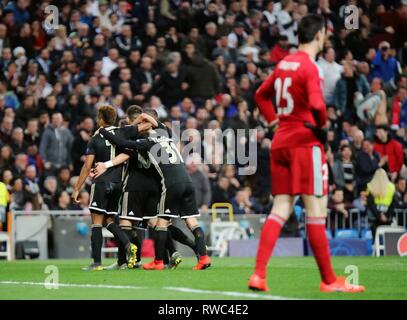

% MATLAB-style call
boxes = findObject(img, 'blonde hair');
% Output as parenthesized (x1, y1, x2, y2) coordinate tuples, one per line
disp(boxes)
(369, 168, 390, 198)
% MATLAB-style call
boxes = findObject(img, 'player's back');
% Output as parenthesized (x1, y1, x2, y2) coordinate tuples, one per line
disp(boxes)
(87, 126, 123, 183)
(146, 129, 192, 188)
(265, 50, 326, 150)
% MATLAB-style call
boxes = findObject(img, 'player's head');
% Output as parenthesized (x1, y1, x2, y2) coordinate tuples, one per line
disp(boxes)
(143, 108, 158, 120)
(298, 14, 326, 52)
(126, 105, 143, 124)
(97, 105, 117, 127)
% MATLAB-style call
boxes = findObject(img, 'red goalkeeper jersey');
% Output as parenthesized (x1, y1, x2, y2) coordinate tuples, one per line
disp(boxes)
(255, 50, 327, 150)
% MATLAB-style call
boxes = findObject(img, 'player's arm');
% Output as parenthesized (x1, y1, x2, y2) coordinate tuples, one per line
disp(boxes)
(254, 72, 278, 125)
(100, 128, 155, 151)
(306, 66, 327, 128)
(72, 154, 95, 204)
(134, 113, 159, 128)
(93, 153, 130, 179)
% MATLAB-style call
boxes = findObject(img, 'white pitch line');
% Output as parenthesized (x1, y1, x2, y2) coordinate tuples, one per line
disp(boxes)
(163, 286, 301, 300)
(0, 281, 302, 300)
(0, 281, 146, 290)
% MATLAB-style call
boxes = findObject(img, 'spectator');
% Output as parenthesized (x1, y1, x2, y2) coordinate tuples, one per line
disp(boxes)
(154, 55, 189, 107)
(71, 117, 94, 176)
(328, 188, 352, 231)
(371, 41, 400, 86)
(374, 125, 404, 180)
(0, 116, 14, 145)
(276, 0, 297, 45)
(186, 154, 211, 214)
(23, 164, 41, 210)
(231, 188, 261, 214)
(51, 190, 79, 211)
(211, 176, 232, 204)
(227, 22, 247, 49)
(10, 127, 27, 155)
(393, 176, 406, 211)
(212, 35, 237, 64)
(0, 145, 13, 171)
(355, 77, 388, 126)
(317, 47, 343, 106)
(333, 145, 356, 202)
(101, 48, 119, 77)
(269, 35, 289, 65)
(24, 118, 40, 146)
(392, 86, 407, 129)
(366, 168, 396, 239)
(355, 139, 380, 192)
(186, 48, 220, 103)
(9, 178, 25, 211)
(39, 112, 73, 174)
(334, 62, 370, 122)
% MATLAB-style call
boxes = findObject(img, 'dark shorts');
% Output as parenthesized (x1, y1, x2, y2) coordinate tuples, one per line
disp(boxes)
(89, 181, 122, 215)
(157, 182, 200, 219)
(120, 189, 159, 221)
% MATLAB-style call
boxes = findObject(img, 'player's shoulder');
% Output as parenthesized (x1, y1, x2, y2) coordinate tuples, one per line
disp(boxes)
(275, 51, 310, 73)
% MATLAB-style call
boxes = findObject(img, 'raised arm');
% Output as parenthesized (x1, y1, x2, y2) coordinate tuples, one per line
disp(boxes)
(100, 128, 154, 151)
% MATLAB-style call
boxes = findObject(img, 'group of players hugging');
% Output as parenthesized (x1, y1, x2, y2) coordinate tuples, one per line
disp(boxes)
(71, 13, 367, 293)
(71, 104, 211, 272)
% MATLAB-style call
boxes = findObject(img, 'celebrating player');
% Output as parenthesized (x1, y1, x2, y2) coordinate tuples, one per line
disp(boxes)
(98, 111, 211, 271)
(71, 105, 141, 271)
(94, 108, 199, 269)
(248, 14, 365, 292)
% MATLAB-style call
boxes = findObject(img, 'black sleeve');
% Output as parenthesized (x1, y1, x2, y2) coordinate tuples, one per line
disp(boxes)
(100, 128, 154, 151)
(86, 137, 96, 155)
(121, 125, 139, 139)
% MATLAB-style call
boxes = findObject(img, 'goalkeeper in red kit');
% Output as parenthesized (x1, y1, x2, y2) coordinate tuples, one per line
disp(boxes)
(248, 14, 365, 293)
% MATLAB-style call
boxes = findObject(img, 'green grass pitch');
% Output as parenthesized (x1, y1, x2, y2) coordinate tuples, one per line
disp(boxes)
(0, 257, 406, 300)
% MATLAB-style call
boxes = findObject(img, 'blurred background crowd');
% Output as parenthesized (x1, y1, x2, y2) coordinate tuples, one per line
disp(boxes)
(0, 0, 406, 235)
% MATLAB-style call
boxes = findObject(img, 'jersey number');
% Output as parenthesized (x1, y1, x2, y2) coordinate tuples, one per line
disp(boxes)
(274, 77, 294, 115)
(160, 140, 183, 164)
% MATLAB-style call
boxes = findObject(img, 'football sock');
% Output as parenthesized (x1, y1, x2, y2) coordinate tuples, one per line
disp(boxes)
(154, 227, 168, 263)
(117, 226, 133, 265)
(254, 213, 285, 279)
(166, 229, 176, 256)
(306, 217, 336, 285)
(131, 228, 142, 262)
(168, 224, 198, 254)
(148, 225, 156, 240)
(90, 224, 103, 265)
(191, 226, 207, 257)
(107, 222, 130, 251)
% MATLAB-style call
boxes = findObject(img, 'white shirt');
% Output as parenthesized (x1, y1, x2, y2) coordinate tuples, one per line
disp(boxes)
(317, 58, 343, 103)
(101, 56, 118, 77)
(277, 10, 297, 45)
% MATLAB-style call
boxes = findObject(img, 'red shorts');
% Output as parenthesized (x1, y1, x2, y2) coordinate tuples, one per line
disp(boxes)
(270, 145, 328, 196)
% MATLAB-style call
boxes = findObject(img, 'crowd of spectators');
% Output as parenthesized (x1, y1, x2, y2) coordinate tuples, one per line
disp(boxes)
(0, 0, 406, 233)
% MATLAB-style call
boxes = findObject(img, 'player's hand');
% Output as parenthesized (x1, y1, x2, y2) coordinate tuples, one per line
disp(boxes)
(305, 122, 328, 149)
(88, 169, 96, 180)
(93, 162, 107, 179)
(71, 190, 80, 204)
